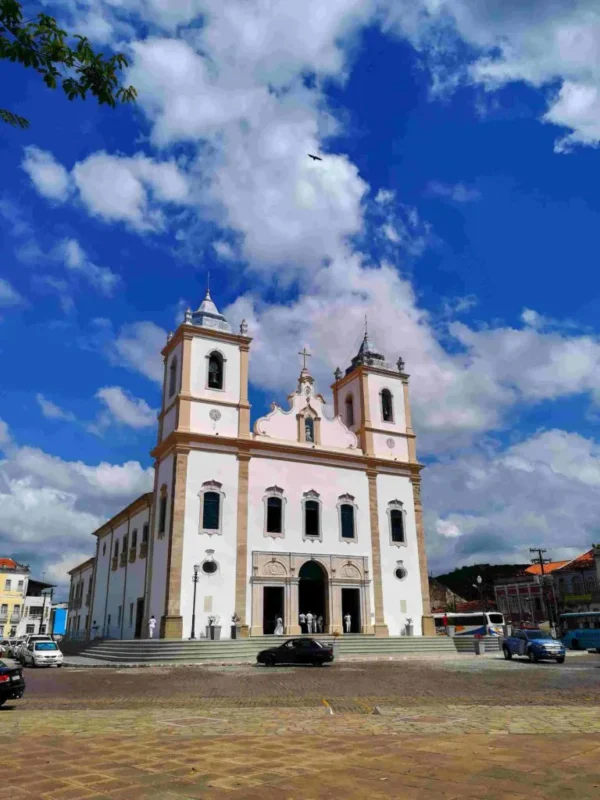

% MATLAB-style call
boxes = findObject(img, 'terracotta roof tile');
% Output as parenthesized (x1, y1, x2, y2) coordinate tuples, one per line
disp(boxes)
(0, 557, 17, 569)
(525, 560, 569, 576)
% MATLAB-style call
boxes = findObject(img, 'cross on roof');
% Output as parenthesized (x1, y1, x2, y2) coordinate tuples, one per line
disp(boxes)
(298, 346, 312, 370)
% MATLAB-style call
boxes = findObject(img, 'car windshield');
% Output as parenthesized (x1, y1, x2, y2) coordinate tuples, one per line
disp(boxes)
(35, 642, 58, 651)
(525, 631, 552, 640)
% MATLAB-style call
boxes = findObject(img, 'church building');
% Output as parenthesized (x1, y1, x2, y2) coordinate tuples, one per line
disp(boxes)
(67, 291, 434, 640)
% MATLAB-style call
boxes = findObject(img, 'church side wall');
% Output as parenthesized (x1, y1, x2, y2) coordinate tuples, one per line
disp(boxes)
(336, 374, 361, 431)
(376, 472, 423, 636)
(104, 518, 128, 638)
(162, 405, 177, 439)
(367, 373, 406, 432)
(246, 457, 374, 630)
(119, 506, 150, 639)
(163, 342, 182, 407)
(91, 539, 110, 636)
(190, 402, 238, 438)
(179, 449, 239, 639)
(148, 453, 174, 626)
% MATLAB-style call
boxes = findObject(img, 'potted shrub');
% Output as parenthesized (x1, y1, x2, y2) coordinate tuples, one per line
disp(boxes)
(205, 615, 221, 640)
(231, 612, 241, 639)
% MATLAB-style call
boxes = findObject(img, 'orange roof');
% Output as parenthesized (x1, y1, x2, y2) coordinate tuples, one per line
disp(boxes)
(0, 557, 17, 569)
(560, 549, 595, 570)
(525, 560, 569, 576)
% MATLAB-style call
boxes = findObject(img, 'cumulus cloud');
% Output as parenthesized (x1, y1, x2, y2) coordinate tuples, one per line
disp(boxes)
(427, 181, 481, 203)
(21, 146, 72, 201)
(36, 394, 76, 422)
(55, 238, 120, 296)
(95, 386, 157, 429)
(0, 278, 24, 307)
(112, 321, 166, 384)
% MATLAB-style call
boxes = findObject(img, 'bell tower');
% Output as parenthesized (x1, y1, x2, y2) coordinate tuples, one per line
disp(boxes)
(157, 289, 252, 444)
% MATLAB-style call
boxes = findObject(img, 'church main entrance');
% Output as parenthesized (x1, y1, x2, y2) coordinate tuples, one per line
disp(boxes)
(298, 560, 327, 630)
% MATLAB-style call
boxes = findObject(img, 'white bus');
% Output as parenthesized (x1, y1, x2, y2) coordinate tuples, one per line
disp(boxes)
(433, 612, 505, 636)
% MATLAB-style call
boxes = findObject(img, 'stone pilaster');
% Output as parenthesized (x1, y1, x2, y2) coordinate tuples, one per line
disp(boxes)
(160, 448, 189, 639)
(234, 453, 251, 634)
(366, 468, 389, 637)
(411, 474, 435, 635)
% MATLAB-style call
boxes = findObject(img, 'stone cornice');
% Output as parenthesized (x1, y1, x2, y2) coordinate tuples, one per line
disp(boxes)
(91, 492, 153, 540)
(331, 363, 410, 393)
(161, 323, 253, 359)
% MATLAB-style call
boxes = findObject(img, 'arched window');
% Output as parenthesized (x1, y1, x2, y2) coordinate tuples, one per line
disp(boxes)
(302, 490, 322, 541)
(263, 486, 286, 538)
(203, 493, 220, 530)
(345, 395, 354, 427)
(168, 357, 177, 397)
(381, 389, 394, 422)
(305, 416, 314, 442)
(199, 480, 225, 535)
(387, 500, 406, 546)
(207, 351, 224, 389)
(340, 505, 355, 539)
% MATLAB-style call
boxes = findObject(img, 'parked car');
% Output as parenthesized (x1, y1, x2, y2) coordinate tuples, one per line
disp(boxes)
(257, 638, 334, 667)
(0, 659, 26, 706)
(21, 640, 63, 668)
(15, 634, 52, 663)
(503, 629, 566, 663)
(6, 639, 21, 658)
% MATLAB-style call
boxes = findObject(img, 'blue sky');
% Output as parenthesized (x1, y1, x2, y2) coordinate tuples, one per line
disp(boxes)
(3, 1, 600, 592)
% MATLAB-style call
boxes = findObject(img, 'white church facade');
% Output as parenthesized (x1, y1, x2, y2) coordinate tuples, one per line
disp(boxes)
(67, 291, 434, 640)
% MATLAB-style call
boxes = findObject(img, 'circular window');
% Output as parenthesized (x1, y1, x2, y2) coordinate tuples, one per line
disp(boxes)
(202, 561, 217, 575)
(395, 567, 407, 580)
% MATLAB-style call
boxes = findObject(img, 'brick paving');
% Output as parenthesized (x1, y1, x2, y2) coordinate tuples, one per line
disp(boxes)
(1, 654, 600, 798)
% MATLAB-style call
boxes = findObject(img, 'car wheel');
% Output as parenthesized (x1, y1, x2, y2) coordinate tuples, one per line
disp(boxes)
(556, 657, 565, 664)
(503, 647, 512, 660)
(313, 660, 323, 667)
(527, 649, 538, 663)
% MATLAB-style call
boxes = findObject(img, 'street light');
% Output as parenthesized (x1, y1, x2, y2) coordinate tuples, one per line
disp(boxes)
(191, 564, 201, 639)
(472, 575, 487, 634)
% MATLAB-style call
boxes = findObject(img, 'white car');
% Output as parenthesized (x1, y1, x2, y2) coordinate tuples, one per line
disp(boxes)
(16, 634, 52, 662)
(21, 640, 63, 668)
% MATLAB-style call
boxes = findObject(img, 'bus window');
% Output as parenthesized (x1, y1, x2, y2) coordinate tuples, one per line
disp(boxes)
(488, 613, 504, 625)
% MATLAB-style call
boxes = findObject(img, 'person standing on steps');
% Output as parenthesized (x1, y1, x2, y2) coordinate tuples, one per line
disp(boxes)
(344, 613, 351, 633)
(306, 611, 314, 634)
(148, 615, 157, 639)
(299, 612, 306, 633)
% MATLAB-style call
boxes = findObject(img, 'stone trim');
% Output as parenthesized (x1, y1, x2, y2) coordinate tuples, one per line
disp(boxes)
(162, 323, 252, 359)
(411, 475, 433, 634)
(402, 376, 417, 463)
(367, 469, 389, 637)
(160, 449, 189, 640)
(142, 461, 160, 637)
(358, 371, 374, 456)
(238, 343, 251, 437)
(234, 454, 251, 632)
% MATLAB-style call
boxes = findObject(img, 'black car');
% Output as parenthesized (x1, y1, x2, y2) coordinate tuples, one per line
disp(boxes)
(0, 660, 26, 706)
(257, 638, 334, 667)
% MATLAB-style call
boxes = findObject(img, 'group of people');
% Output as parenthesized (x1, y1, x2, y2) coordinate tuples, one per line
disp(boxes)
(299, 612, 324, 634)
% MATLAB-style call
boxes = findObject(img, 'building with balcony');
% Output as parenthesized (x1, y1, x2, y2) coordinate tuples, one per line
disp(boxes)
(0, 558, 29, 637)
(14, 578, 56, 637)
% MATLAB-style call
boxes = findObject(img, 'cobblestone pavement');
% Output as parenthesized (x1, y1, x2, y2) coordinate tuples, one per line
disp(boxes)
(2, 654, 600, 798)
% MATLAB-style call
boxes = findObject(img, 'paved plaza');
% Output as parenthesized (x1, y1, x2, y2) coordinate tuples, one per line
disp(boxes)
(2, 653, 600, 798)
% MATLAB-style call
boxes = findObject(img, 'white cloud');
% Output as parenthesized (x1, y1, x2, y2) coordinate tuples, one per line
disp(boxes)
(113, 321, 167, 383)
(36, 394, 76, 422)
(56, 238, 120, 296)
(427, 181, 481, 202)
(0, 278, 24, 307)
(0, 417, 10, 447)
(21, 146, 72, 201)
(95, 386, 157, 429)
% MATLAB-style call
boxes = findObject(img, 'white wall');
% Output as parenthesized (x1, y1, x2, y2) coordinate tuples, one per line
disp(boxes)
(376, 472, 423, 636)
(162, 405, 177, 439)
(163, 342, 181, 408)
(91, 534, 110, 636)
(118, 506, 150, 640)
(179, 449, 239, 639)
(246, 456, 374, 629)
(190, 401, 238, 438)
(336, 375, 361, 432)
(148, 453, 174, 625)
(367, 373, 406, 431)
(190, 338, 241, 406)
(104, 519, 128, 638)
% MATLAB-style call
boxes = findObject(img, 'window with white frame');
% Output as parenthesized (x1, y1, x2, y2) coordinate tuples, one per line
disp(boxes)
(302, 490, 322, 541)
(387, 500, 406, 546)
(381, 388, 394, 423)
(168, 356, 178, 397)
(337, 494, 357, 542)
(199, 480, 225, 535)
(263, 486, 286, 538)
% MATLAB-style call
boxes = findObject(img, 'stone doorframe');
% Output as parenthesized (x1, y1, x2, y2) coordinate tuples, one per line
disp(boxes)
(250, 551, 374, 636)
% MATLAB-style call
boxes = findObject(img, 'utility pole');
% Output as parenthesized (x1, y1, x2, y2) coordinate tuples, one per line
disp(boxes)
(530, 548, 553, 627)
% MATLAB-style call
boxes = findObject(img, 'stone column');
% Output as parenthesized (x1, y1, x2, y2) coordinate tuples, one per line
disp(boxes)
(359, 369, 374, 456)
(234, 453, 251, 636)
(238, 342, 251, 437)
(411, 474, 435, 636)
(367, 469, 389, 637)
(402, 376, 417, 463)
(250, 582, 263, 636)
(331, 583, 343, 634)
(160, 448, 189, 639)
(287, 579, 301, 634)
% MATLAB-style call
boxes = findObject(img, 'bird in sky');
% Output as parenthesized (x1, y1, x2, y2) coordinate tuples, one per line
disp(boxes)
(308, 154, 323, 161)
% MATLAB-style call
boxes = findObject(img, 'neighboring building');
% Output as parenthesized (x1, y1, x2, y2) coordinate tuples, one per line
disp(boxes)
(429, 577, 466, 613)
(0, 558, 29, 637)
(50, 603, 68, 638)
(554, 550, 600, 613)
(67, 290, 433, 640)
(15, 579, 56, 637)
(66, 557, 96, 639)
(494, 560, 568, 625)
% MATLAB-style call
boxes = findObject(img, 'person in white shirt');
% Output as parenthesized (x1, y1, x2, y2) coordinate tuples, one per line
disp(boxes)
(299, 612, 306, 633)
(306, 611, 314, 634)
(148, 615, 157, 639)
(274, 617, 284, 635)
(344, 613, 351, 633)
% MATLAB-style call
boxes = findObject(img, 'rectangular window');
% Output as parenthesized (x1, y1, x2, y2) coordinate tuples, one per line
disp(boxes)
(142, 523, 149, 543)
(390, 510, 405, 543)
(340, 504, 355, 539)
(305, 501, 320, 537)
(202, 492, 220, 531)
(5, 579, 11, 591)
(131, 529, 138, 548)
(114, 539, 119, 558)
(122, 534, 128, 553)
(266, 497, 283, 534)
(118, 605, 122, 625)
(129, 602, 134, 626)
(159, 495, 167, 533)
(26, 624, 34, 634)
(13, 605, 20, 615)
(17, 580, 24, 591)
(0, 604, 7, 616)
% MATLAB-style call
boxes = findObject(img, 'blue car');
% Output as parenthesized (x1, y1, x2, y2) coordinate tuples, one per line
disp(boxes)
(502, 629, 566, 664)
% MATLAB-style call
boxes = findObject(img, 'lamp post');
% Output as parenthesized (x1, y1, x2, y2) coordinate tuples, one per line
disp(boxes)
(191, 564, 201, 639)
(472, 574, 487, 634)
